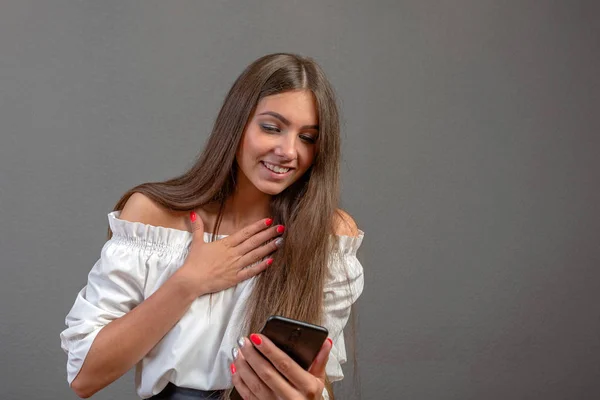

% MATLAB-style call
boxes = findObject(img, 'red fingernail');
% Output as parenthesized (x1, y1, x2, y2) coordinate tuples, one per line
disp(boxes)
(276, 225, 285, 234)
(190, 211, 197, 222)
(250, 334, 262, 346)
(265, 218, 273, 226)
(230, 363, 236, 374)
(327, 338, 333, 346)
(267, 258, 273, 266)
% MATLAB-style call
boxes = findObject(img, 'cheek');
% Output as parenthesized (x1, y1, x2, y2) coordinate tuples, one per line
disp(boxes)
(242, 129, 272, 159)
(299, 147, 317, 171)
(237, 132, 258, 164)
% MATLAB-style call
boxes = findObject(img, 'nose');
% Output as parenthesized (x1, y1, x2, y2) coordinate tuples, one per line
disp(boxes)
(273, 133, 297, 161)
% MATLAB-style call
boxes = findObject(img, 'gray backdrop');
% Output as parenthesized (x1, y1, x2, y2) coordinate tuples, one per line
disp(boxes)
(1, 1, 599, 399)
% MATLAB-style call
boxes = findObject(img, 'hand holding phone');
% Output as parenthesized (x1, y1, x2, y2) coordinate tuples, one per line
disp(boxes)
(230, 316, 330, 400)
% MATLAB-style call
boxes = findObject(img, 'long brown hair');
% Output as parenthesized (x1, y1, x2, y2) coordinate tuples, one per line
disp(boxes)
(111, 53, 341, 396)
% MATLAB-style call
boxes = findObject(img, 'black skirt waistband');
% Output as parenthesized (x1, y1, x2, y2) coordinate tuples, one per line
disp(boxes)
(150, 382, 224, 399)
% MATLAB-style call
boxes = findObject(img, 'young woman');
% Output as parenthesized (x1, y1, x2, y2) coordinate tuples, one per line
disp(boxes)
(60, 53, 364, 400)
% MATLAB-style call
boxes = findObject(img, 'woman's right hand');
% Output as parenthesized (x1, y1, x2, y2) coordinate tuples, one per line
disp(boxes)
(174, 211, 284, 297)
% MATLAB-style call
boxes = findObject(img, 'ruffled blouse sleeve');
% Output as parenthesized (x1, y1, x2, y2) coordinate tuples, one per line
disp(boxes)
(322, 231, 365, 383)
(59, 212, 191, 385)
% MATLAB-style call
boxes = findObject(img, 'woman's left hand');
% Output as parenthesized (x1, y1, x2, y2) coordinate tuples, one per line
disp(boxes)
(231, 333, 332, 400)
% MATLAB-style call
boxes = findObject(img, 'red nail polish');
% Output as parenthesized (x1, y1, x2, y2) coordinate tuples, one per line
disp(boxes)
(190, 211, 197, 222)
(266, 258, 273, 266)
(250, 334, 262, 346)
(230, 363, 236, 374)
(327, 338, 333, 346)
(276, 225, 285, 234)
(265, 218, 273, 226)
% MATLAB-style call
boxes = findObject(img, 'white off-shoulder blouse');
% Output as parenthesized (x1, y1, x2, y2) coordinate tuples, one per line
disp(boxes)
(60, 211, 364, 399)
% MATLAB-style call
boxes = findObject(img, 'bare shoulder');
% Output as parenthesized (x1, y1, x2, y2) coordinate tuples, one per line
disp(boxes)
(333, 209, 360, 237)
(118, 192, 187, 231)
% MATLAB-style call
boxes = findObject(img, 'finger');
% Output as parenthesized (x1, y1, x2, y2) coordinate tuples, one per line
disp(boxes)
(234, 342, 276, 400)
(189, 211, 205, 241)
(236, 237, 281, 270)
(308, 337, 333, 378)
(236, 224, 284, 255)
(238, 337, 299, 399)
(236, 257, 273, 282)
(231, 366, 257, 400)
(249, 334, 317, 390)
(227, 217, 274, 247)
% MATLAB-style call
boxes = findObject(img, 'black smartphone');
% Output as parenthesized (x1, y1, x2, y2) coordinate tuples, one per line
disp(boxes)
(230, 316, 329, 399)
(259, 315, 329, 369)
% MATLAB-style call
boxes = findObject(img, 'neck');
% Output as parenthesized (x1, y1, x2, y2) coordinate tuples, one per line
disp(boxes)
(223, 172, 272, 230)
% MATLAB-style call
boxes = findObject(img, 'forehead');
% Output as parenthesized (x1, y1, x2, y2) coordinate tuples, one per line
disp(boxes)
(255, 90, 318, 125)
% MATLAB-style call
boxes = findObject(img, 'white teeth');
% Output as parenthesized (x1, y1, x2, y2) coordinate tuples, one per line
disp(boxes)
(263, 162, 290, 174)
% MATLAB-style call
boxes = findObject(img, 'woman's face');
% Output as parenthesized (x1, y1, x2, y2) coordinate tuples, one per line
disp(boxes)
(236, 89, 319, 196)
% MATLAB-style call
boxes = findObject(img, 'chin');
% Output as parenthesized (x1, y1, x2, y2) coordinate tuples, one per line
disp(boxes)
(252, 179, 292, 196)
(257, 185, 287, 196)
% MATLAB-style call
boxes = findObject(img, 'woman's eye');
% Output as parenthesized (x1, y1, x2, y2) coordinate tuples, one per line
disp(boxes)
(260, 124, 280, 133)
(300, 135, 317, 144)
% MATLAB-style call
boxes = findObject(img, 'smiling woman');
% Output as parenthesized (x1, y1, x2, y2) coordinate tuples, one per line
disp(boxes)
(60, 53, 364, 400)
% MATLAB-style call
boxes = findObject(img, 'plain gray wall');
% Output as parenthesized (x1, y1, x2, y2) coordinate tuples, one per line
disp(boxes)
(1, 1, 599, 399)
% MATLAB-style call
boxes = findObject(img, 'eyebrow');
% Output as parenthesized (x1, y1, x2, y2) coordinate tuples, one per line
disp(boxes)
(258, 111, 319, 130)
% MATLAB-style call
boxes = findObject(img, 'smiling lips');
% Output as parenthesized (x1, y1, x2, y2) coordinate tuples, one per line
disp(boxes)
(262, 161, 293, 175)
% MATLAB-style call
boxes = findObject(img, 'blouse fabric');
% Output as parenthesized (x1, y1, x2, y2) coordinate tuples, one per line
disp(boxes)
(60, 211, 364, 399)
